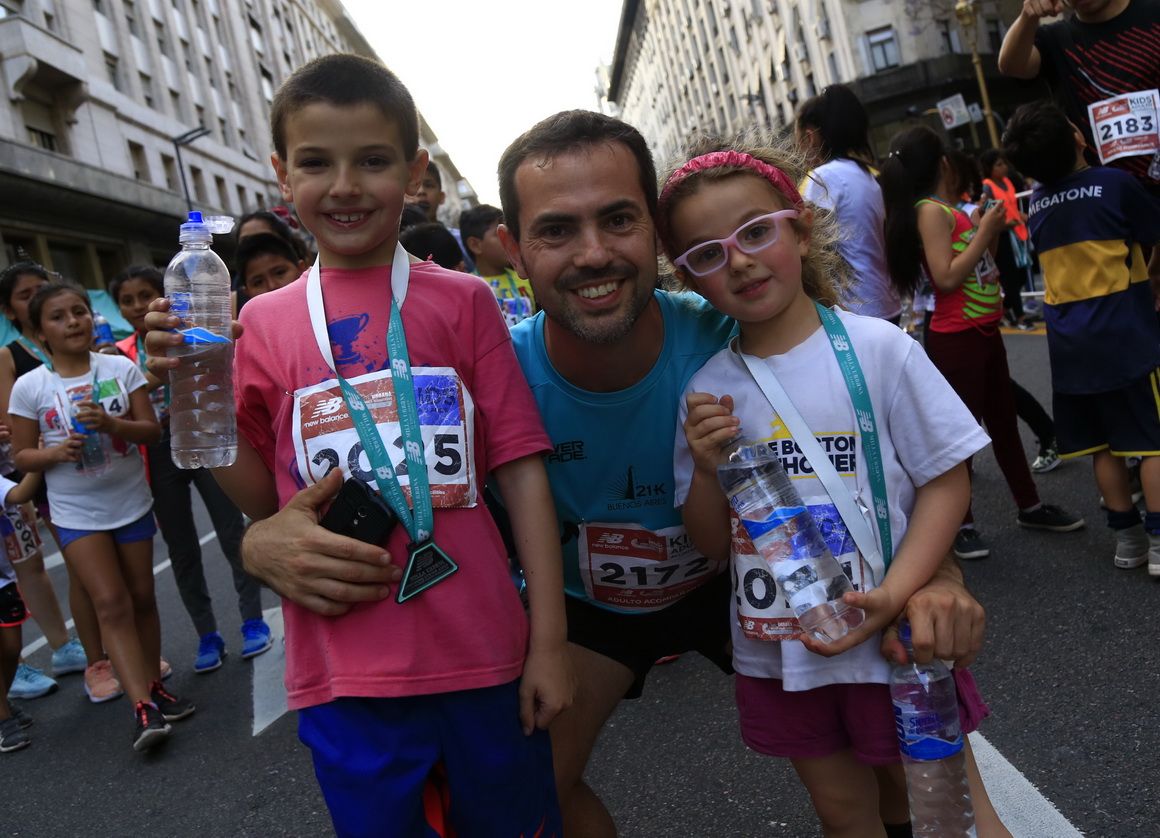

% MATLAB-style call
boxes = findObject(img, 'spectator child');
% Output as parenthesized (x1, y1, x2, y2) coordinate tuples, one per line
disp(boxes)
(9, 283, 193, 752)
(880, 125, 1084, 560)
(659, 133, 1004, 836)
(400, 222, 468, 271)
(233, 232, 308, 316)
(112, 266, 272, 671)
(461, 204, 536, 324)
(1004, 99, 1160, 572)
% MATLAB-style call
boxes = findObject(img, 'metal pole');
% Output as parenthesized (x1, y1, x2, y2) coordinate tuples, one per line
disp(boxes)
(972, 51, 1002, 147)
(173, 138, 193, 212)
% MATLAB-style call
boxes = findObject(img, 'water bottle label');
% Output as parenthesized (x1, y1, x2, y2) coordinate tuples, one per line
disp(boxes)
(893, 703, 964, 760)
(737, 505, 807, 540)
(170, 292, 192, 316)
(179, 326, 231, 345)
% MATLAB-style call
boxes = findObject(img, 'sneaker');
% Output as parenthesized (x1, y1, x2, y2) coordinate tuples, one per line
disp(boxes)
(1017, 503, 1086, 532)
(8, 663, 58, 700)
(50, 638, 87, 676)
(1114, 523, 1148, 569)
(131, 701, 171, 752)
(1030, 447, 1062, 474)
(83, 660, 124, 704)
(149, 680, 195, 722)
(9, 703, 32, 729)
(0, 717, 30, 752)
(1149, 533, 1160, 578)
(194, 632, 226, 673)
(160, 658, 173, 681)
(953, 528, 990, 560)
(240, 619, 273, 660)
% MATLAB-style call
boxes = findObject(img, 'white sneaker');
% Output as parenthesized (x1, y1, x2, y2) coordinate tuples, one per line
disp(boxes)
(1149, 533, 1160, 577)
(1115, 524, 1148, 569)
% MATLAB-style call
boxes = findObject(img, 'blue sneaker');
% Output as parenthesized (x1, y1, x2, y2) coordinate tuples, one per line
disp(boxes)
(193, 632, 226, 673)
(240, 619, 272, 660)
(50, 638, 87, 676)
(8, 663, 58, 700)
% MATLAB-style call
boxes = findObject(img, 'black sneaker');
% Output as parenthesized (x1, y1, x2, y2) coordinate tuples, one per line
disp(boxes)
(9, 703, 32, 729)
(149, 681, 195, 722)
(0, 717, 30, 752)
(1017, 503, 1085, 532)
(953, 528, 990, 560)
(132, 701, 171, 752)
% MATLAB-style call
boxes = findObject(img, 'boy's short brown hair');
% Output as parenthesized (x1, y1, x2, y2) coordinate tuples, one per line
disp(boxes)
(270, 54, 419, 161)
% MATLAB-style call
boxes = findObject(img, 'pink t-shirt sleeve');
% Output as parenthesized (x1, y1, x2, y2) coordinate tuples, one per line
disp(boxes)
(234, 304, 278, 474)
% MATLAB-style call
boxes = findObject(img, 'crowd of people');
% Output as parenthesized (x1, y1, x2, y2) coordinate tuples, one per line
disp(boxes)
(1, 0, 1158, 835)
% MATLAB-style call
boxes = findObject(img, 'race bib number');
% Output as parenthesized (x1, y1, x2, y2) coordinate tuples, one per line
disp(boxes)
(578, 522, 725, 612)
(973, 245, 1001, 291)
(1088, 90, 1160, 165)
(292, 366, 477, 508)
(732, 501, 867, 642)
(0, 504, 41, 564)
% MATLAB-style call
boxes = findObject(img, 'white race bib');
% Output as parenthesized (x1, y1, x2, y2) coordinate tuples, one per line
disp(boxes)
(1088, 90, 1160, 165)
(0, 503, 41, 564)
(578, 522, 725, 612)
(291, 365, 477, 508)
(731, 499, 869, 642)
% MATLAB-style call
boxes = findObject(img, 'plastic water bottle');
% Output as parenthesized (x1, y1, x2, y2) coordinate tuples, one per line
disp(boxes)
(69, 391, 109, 476)
(163, 211, 237, 469)
(717, 438, 864, 643)
(92, 313, 116, 353)
(890, 621, 976, 836)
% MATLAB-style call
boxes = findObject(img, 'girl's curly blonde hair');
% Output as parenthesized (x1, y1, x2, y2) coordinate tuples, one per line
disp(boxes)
(656, 130, 848, 308)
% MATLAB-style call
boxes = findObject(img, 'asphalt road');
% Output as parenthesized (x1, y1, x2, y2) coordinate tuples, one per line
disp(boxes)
(5, 331, 1157, 837)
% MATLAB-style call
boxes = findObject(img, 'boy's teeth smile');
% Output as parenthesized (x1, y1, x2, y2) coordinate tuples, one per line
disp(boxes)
(329, 212, 366, 224)
(576, 281, 621, 299)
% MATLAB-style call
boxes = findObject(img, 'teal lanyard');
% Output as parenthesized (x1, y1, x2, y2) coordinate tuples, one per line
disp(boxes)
(814, 302, 893, 566)
(17, 335, 51, 371)
(305, 246, 433, 545)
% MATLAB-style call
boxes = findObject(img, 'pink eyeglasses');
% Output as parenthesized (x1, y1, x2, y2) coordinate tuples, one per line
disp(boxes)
(673, 209, 799, 277)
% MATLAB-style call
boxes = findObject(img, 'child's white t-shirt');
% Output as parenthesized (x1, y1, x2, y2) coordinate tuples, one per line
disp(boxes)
(674, 309, 989, 691)
(9, 353, 152, 531)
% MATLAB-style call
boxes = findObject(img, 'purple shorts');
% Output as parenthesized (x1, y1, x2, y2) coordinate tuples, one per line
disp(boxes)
(735, 668, 990, 764)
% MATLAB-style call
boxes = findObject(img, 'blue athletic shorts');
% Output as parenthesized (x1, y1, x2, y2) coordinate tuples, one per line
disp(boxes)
(56, 510, 157, 550)
(297, 680, 561, 838)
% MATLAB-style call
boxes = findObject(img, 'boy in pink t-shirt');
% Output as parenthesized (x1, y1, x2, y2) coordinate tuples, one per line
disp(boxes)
(156, 55, 571, 835)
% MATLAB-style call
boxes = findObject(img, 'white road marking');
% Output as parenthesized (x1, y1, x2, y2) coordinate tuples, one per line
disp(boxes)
(20, 531, 218, 658)
(970, 732, 1085, 836)
(250, 605, 287, 736)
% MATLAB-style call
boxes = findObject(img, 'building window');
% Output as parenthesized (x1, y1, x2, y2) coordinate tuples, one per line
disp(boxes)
(128, 141, 149, 181)
(43, 11, 55, 30)
(217, 116, 227, 141)
(249, 15, 264, 53)
(161, 153, 178, 190)
(195, 104, 205, 127)
(190, 165, 206, 202)
(226, 72, 238, 101)
(260, 67, 274, 102)
(938, 19, 962, 54)
(170, 89, 181, 118)
(105, 53, 122, 91)
(181, 38, 193, 71)
(139, 72, 154, 107)
(985, 18, 1003, 53)
(27, 127, 57, 152)
(867, 26, 900, 72)
(124, 0, 138, 36)
(236, 183, 247, 212)
(156, 21, 170, 56)
(214, 175, 228, 210)
(92, 0, 105, 14)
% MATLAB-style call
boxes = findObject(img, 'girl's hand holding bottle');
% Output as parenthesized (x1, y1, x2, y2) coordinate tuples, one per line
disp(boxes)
(51, 433, 85, 463)
(683, 392, 739, 477)
(73, 399, 112, 434)
(977, 200, 1010, 241)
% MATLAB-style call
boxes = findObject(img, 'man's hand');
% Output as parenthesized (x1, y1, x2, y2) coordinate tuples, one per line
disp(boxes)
(880, 570, 985, 667)
(241, 469, 403, 617)
(142, 297, 243, 379)
(518, 642, 575, 735)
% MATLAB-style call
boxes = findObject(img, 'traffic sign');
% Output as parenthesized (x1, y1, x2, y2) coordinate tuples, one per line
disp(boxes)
(938, 94, 970, 129)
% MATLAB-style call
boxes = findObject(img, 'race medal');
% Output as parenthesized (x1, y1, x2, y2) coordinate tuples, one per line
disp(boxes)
(397, 540, 459, 603)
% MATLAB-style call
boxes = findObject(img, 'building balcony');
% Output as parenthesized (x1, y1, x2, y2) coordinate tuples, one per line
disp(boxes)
(0, 14, 87, 104)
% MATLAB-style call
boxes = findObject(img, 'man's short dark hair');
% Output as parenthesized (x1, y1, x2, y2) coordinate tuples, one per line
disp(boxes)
(459, 204, 504, 255)
(1002, 101, 1079, 186)
(270, 54, 419, 161)
(497, 110, 656, 241)
(400, 223, 464, 270)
